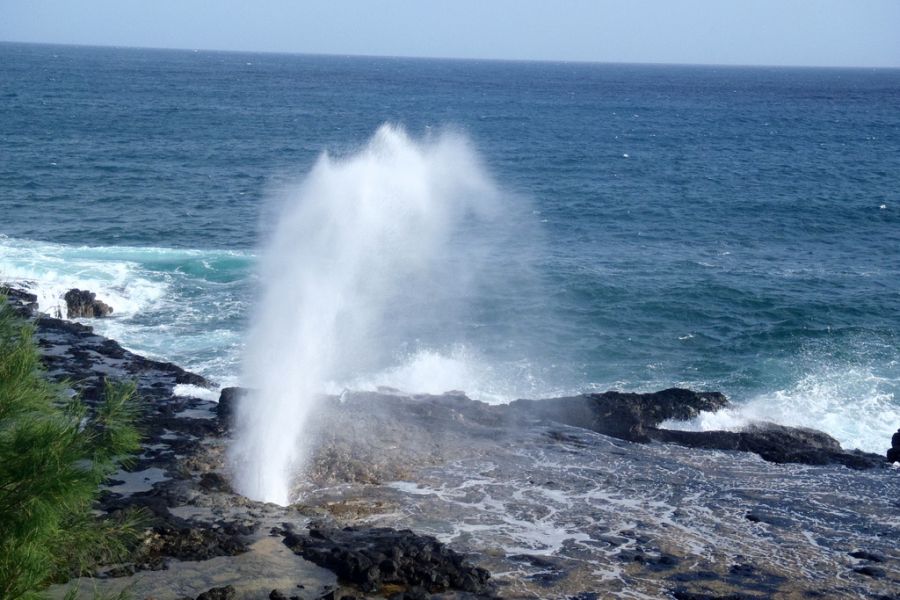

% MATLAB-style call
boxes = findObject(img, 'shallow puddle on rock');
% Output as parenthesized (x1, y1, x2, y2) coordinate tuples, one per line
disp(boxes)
(104, 467, 169, 494)
(174, 406, 216, 420)
(48, 536, 337, 600)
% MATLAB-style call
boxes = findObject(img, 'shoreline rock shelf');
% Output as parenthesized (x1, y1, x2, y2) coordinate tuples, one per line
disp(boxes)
(3, 286, 898, 600)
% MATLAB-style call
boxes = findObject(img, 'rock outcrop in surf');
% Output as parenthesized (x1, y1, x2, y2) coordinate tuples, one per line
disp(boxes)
(507, 388, 728, 442)
(508, 389, 885, 469)
(64, 287, 113, 318)
(888, 428, 900, 463)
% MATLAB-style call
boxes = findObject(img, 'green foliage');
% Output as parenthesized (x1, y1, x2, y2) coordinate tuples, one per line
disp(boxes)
(0, 297, 143, 599)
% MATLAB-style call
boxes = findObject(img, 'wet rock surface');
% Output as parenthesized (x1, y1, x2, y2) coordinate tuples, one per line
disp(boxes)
(507, 388, 729, 442)
(1, 284, 39, 315)
(511, 388, 887, 468)
(195, 586, 237, 600)
(64, 287, 114, 318)
(137, 525, 251, 568)
(217, 386, 246, 431)
(8, 287, 898, 600)
(298, 391, 900, 598)
(887, 428, 900, 463)
(300, 386, 886, 474)
(652, 422, 886, 469)
(283, 526, 493, 597)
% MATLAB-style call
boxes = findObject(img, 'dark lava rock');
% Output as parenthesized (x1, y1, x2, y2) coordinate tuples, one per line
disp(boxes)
(217, 387, 247, 430)
(669, 571, 719, 582)
(102, 489, 178, 521)
(744, 511, 792, 528)
(506, 388, 882, 468)
(1, 285, 39, 316)
(138, 525, 248, 569)
(196, 586, 236, 600)
(387, 588, 428, 600)
(127, 351, 210, 387)
(64, 288, 113, 318)
(728, 563, 756, 577)
(199, 472, 233, 493)
(887, 428, 900, 463)
(315, 388, 885, 473)
(508, 388, 728, 443)
(671, 591, 753, 600)
(652, 423, 886, 469)
(615, 549, 679, 571)
(269, 591, 288, 600)
(317, 592, 363, 600)
(849, 550, 885, 563)
(31, 310, 211, 391)
(508, 553, 570, 585)
(853, 565, 886, 578)
(36, 314, 94, 335)
(283, 526, 493, 596)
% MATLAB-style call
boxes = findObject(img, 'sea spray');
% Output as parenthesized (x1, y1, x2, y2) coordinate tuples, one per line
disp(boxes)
(229, 125, 520, 505)
(663, 362, 899, 454)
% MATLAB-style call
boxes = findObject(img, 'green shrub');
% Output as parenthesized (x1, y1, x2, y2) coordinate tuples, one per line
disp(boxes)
(0, 296, 143, 599)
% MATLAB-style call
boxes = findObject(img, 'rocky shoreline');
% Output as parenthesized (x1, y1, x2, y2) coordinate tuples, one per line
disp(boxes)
(3, 286, 899, 599)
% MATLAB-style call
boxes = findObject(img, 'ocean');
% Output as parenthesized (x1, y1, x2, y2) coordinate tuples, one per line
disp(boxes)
(1, 42, 898, 454)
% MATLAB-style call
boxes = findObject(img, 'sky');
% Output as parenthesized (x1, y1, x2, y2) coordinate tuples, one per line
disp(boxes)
(2, 0, 899, 68)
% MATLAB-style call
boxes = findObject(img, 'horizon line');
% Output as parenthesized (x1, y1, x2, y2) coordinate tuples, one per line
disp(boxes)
(2, 39, 898, 71)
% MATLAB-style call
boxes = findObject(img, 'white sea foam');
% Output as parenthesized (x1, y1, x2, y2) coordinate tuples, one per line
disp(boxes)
(0, 237, 167, 318)
(327, 346, 549, 404)
(173, 383, 221, 401)
(664, 364, 898, 453)
(1, 237, 252, 318)
(1, 236, 252, 385)
(329, 347, 482, 396)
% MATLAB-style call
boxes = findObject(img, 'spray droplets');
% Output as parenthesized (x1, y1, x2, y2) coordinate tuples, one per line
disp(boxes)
(228, 125, 513, 505)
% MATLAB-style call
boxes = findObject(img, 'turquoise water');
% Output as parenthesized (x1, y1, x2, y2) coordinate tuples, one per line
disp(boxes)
(1, 42, 898, 451)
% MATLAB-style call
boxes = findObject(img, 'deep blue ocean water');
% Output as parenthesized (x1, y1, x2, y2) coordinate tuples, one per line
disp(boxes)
(2, 42, 898, 451)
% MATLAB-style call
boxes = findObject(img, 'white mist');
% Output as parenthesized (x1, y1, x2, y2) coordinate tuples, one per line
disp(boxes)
(228, 125, 505, 505)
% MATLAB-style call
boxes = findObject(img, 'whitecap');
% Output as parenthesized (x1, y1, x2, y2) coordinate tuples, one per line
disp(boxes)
(664, 364, 898, 453)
